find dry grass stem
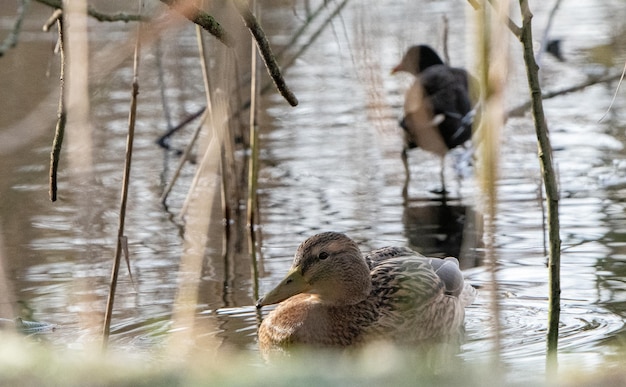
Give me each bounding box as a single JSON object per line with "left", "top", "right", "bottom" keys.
{"left": 102, "top": 3, "right": 143, "bottom": 347}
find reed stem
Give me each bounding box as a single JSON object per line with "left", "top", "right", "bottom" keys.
{"left": 102, "top": 5, "right": 142, "bottom": 347}
{"left": 247, "top": 0, "right": 261, "bottom": 305}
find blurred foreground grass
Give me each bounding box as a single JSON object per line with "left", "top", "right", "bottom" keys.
{"left": 2, "top": 332, "right": 626, "bottom": 387}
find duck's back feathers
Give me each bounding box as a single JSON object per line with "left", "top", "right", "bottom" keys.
{"left": 363, "top": 247, "right": 474, "bottom": 342}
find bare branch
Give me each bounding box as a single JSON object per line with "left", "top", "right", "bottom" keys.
{"left": 517, "top": 0, "right": 561, "bottom": 373}
{"left": 159, "top": 0, "right": 234, "bottom": 47}
{"left": 233, "top": 0, "right": 298, "bottom": 106}
{"left": 49, "top": 15, "right": 65, "bottom": 202}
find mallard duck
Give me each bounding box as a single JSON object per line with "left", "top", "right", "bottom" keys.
{"left": 256, "top": 232, "right": 476, "bottom": 354}
{"left": 391, "top": 45, "right": 479, "bottom": 196}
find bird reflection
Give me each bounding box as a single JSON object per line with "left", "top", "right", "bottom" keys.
{"left": 403, "top": 197, "right": 483, "bottom": 270}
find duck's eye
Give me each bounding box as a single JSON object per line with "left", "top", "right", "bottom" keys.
{"left": 318, "top": 251, "right": 329, "bottom": 260}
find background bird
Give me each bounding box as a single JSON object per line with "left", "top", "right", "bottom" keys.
{"left": 392, "top": 45, "right": 480, "bottom": 197}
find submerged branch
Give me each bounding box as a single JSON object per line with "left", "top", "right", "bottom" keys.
{"left": 233, "top": 0, "right": 298, "bottom": 106}
{"left": 507, "top": 71, "right": 624, "bottom": 118}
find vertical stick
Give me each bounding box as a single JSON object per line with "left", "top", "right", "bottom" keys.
{"left": 49, "top": 13, "right": 65, "bottom": 202}
{"left": 102, "top": 2, "right": 143, "bottom": 347}
{"left": 247, "top": 0, "right": 261, "bottom": 303}
{"left": 517, "top": 0, "right": 561, "bottom": 375}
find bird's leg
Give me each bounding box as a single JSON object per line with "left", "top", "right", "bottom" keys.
{"left": 402, "top": 148, "right": 410, "bottom": 201}
{"left": 439, "top": 156, "right": 447, "bottom": 195}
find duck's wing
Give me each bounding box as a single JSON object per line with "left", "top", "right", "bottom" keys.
{"left": 365, "top": 246, "right": 416, "bottom": 268}
{"left": 366, "top": 251, "right": 475, "bottom": 341}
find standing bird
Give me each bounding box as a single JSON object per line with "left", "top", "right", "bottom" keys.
{"left": 256, "top": 232, "right": 476, "bottom": 356}
{"left": 391, "top": 45, "right": 479, "bottom": 197}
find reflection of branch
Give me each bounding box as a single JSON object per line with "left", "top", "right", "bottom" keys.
{"left": 35, "top": 0, "right": 146, "bottom": 22}
{"left": 0, "top": 0, "right": 29, "bottom": 57}
{"left": 233, "top": 0, "right": 298, "bottom": 106}
{"left": 536, "top": 0, "right": 563, "bottom": 66}
{"left": 507, "top": 72, "right": 624, "bottom": 117}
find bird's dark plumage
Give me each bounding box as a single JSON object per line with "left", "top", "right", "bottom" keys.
{"left": 392, "top": 45, "right": 479, "bottom": 195}
{"left": 393, "top": 44, "right": 477, "bottom": 156}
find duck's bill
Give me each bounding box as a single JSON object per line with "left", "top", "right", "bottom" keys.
{"left": 256, "top": 266, "right": 310, "bottom": 308}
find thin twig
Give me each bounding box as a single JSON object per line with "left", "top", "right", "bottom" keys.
{"left": 599, "top": 60, "right": 626, "bottom": 122}
{"left": 246, "top": 2, "right": 259, "bottom": 229}
{"left": 35, "top": 0, "right": 146, "bottom": 22}
{"left": 0, "top": 0, "right": 30, "bottom": 57}
{"left": 43, "top": 8, "right": 62, "bottom": 31}
{"left": 48, "top": 12, "right": 65, "bottom": 202}
{"left": 487, "top": 0, "right": 522, "bottom": 37}
{"left": 232, "top": 0, "right": 298, "bottom": 106}
{"left": 102, "top": 4, "right": 143, "bottom": 348}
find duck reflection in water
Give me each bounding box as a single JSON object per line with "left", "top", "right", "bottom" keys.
{"left": 403, "top": 197, "right": 483, "bottom": 271}
{"left": 392, "top": 45, "right": 480, "bottom": 198}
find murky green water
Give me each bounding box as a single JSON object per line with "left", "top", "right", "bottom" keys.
{"left": 1, "top": 0, "right": 626, "bottom": 380}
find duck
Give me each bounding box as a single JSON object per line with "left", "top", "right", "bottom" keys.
{"left": 256, "top": 232, "right": 476, "bottom": 355}
{"left": 391, "top": 45, "right": 479, "bottom": 197}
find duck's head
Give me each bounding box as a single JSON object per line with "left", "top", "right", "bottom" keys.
{"left": 391, "top": 45, "right": 444, "bottom": 76}
{"left": 256, "top": 232, "right": 372, "bottom": 308}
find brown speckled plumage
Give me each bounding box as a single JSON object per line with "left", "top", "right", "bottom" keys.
{"left": 256, "top": 232, "right": 476, "bottom": 355}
